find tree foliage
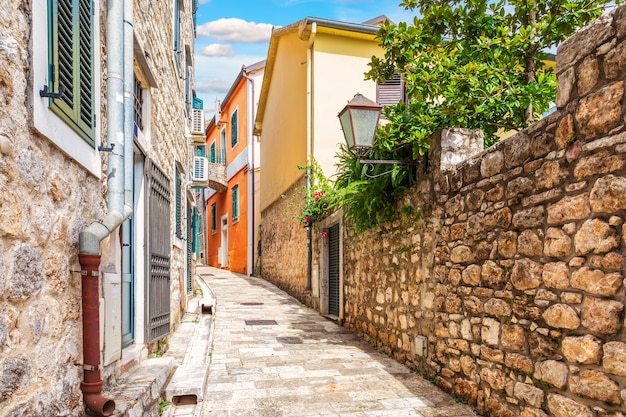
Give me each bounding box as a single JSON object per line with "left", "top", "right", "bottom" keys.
{"left": 333, "top": 0, "right": 620, "bottom": 232}
{"left": 369, "top": 0, "right": 619, "bottom": 151}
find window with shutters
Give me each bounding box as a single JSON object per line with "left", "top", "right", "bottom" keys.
{"left": 232, "top": 185, "right": 239, "bottom": 222}
{"left": 211, "top": 203, "right": 217, "bottom": 233}
{"left": 209, "top": 141, "right": 217, "bottom": 163}
{"left": 133, "top": 77, "right": 144, "bottom": 132}
{"left": 376, "top": 73, "right": 405, "bottom": 118}
{"left": 231, "top": 109, "right": 239, "bottom": 148}
{"left": 175, "top": 168, "right": 183, "bottom": 238}
{"left": 48, "top": 0, "right": 95, "bottom": 146}
{"left": 173, "top": 0, "right": 182, "bottom": 72}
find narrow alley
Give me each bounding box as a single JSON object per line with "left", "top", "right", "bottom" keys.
{"left": 182, "top": 266, "right": 477, "bottom": 417}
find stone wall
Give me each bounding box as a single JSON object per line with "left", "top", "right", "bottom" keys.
{"left": 331, "top": 6, "right": 626, "bottom": 417}
{"left": 0, "top": 0, "right": 195, "bottom": 415}
{"left": 260, "top": 177, "right": 309, "bottom": 302}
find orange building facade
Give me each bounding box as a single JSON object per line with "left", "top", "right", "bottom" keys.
{"left": 204, "top": 61, "right": 264, "bottom": 275}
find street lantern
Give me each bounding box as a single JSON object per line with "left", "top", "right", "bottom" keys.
{"left": 337, "top": 93, "right": 382, "bottom": 156}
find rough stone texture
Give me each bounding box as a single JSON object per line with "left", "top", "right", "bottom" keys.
{"left": 603, "top": 342, "right": 626, "bottom": 377}
{"left": 562, "top": 335, "right": 603, "bottom": 365}
{"left": 542, "top": 262, "right": 570, "bottom": 289}
{"left": 569, "top": 370, "right": 621, "bottom": 404}
{"left": 574, "top": 218, "right": 619, "bottom": 255}
{"left": 590, "top": 175, "right": 626, "bottom": 213}
{"left": 547, "top": 194, "right": 590, "bottom": 224}
{"left": 534, "top": 360, "right": 568, "bottom": 389}
{"left": 575, "top": 82, "right": 624, "bottom": 138}
{"left": 547, "top": 393, "right": 593, "bottom": 417}
{"left": 571, "top": 267, "right": 622, "bottom": 296}
{"left": 542, "top": 304, "right": 580, "bottom": 329}
{"left": 581, "top": 297, "right": 624, "bottom": 335}
{"left": 512, "top": 258, "right": 543, "bottom": 290}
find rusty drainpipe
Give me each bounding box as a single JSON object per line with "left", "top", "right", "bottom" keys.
{"left": 77, "top": 0, "right": 132, "bottom": 415}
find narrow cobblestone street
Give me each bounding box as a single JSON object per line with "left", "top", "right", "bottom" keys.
{"left": 192, "top": 266, "right": 476, "bottom": 417}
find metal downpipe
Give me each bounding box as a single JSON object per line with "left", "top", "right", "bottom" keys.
{"left": 78, "top": 0, "right": 132, "bottom": 414}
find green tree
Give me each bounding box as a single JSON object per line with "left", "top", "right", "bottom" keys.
{"left": 368, "top": 0, "right": 620, "bottom": 151}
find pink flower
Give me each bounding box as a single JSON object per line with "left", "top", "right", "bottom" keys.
{"left": 305, "top": 216, "right": 312, "bottom": 223}
{"left": 320, "top": 231, "right": 328, "bottom": 237}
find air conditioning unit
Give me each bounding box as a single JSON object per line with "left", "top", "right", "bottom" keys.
{"left": 190, "top": 108, "right": 205, "bottom": 136}
{"left": 192, "top": 156, "right": 208, "bottom": 182}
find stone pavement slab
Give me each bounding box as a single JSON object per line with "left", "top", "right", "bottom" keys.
{"left": 194, "top": 266, "right": 476, "bottom": 417}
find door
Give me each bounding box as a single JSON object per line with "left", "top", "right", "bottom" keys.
{"left": 146, "top": 159, "right": 171, "bottom": 342}
{"left": 328, "top": 223, "right": 340, "bottom": 317}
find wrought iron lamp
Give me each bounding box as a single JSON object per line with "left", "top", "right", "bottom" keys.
{"left": 338, "top": 93, "right": 419, "bottom": 178}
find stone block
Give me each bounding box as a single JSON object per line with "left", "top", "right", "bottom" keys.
{"left": 514, "top": 382, "right": 544, "bottom": 408}
{"left": 576, "top": 55, "right": 599, "bottom": 95}
{"left": 512, "top": 206, "right": 545, "bottom": 229}
{"left": 571, "top": 267, "right": 622, "bottom": 296}
{"left": 501, "top": 324, "right": 526, "bottom": 351}
{"left": 569, "top": 369, "right": 620, "bottom": 404}
{"left": 534, "top": 360, "right": 568, "bottom": 389}
{"left": 498, "top": 231, "right": 518, "bottom": 258}
{"left": 541, "top": 262, "right": 569, "bottom": 289}
{"left": 481, "top": 367, "right": 508, "bottom": 390}
{"left": 511, "top": 258, "right": 543, "bottom": 290}
{"left": 590, "top": 174, "right": 626, "bottom": 213}
{"left": 544, "top": 227, "right": 571, "bottom": 257}
{"left": 439, "top": 128, "right": 485, "bottom": 171}
{"left": 575, "top": 81, "right": 624, "bottom": 138}
{"left": 581, "top": 297, "right": 624, "bottom": 335}
{"left": 542, "top": 304, "right": 580, "bottom": 330}
{"left": 562, "top": 335, "right": 603, "bottom": 364}
{"left": 547, "top": 194, "right": 590, "bottom": 224}
{"left": 481, "top": 318, "right": 501, "bottom": 347}
{"left": 574, "top": 218, "right": 619, "bottom": 255}
{"left": 603, "top": 39, "right": 626, "bottom": 79}
{"left": 574, "top": 150, "right": 625, "bottom": 179}
{"left": 481, "top": 261, "right": 505, "bottom": 287}
{"left": 547, "top": 393, "right": 593, "bottom": 417}
{"left": 603, "top": 341, "right": 626, "bottom": 377}
{"left": 481, "top": 150, "right": 504, "bottom": 178}
{"left": 517, "top": 229, "right": 543, "bottom": 257}
{"left": 556, "top": 68, "right": 575, "bottom": 108}
{"left": 557, "top": 12, "right": 614, "bottom": 72}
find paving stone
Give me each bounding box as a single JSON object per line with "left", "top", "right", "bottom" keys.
{"left": 186, "top": 266, "right": 476, "bottom": 417}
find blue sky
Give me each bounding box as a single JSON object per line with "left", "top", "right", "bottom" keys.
{"left": 194, "top": 0, "right": 417, "bottom": 113}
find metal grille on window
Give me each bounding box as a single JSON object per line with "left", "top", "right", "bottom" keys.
{"left": 175, "top": 169, "right": 182, "bottom": 238}
{"left": 133, "top": 77, "right": 144, "bottom": 131}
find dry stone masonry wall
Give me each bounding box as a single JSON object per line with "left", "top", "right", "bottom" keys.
{"left": 338, "top": 6, "right": 626, "bottom": 417}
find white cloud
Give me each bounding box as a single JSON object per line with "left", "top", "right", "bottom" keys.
{"left": 201, "top": 43, "right": 236, "bottom": 57}
{"left": 196, "top": 18, "right": 273, "bottom": 43}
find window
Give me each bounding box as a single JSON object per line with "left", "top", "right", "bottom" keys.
{"left": 231, "top": 109, "right": 238, "bottom": 148}
{"left": 175, "top": 168, "right": 183, "bottom": 238}
{"left": 173, "top": 0, "right": 182, "bottom": 71}
{"left": 185, "top": 53, "right": 191, "bottom": 115}
{"left": 133, "top": 77, "right": 144, "bottom": 132}
{"left": 220, "top": 128, "right": 227, "bottom": 162}
{"left": 209, "top": 141, "right": 216, "bottom": 163}
{"left": 195, "top": 145, "right": 206, "bottom": 157}
{"left": 211, "top": 203, "right": 217, "bottom": 233}
{"left": 49, "top": 0, "right": 95, "bottom": 145}
{"left": 232, "top": 185, "right": 239, "bottom": 222}
{"left": 376, "top": 72, "right": 405, "bottom": 117}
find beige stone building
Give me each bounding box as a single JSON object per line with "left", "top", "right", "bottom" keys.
{"left": 0, "top": 0, "right": 203, "bottom": 415}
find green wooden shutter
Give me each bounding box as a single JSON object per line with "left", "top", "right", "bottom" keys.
{"left": 175, "top": 169, "right": 182, "bottom": 237}
{"left": 232, "top": 185, "right": 239, "bottom": 220}
{"left": 49, "top": 0, "right": 94, "bottom": 145}
{"left": 211, "top": 203, "right": 217, "bottom": 232}
{"left": 173, "top": 0, "right": 181, "bottom": 71}
{"left": 231, "top": 110, "right": 238, "bottom": 147}
{"left": 210, "top": 142, "right": 216, "bottom": 163}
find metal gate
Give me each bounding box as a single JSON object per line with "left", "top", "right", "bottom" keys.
{"left": 146, "top": 159, "right": 171, "bottom": 342}
{"left": 186, "top": 205, "right": 193, "bottom": 294}
{"left": 328, "top": 223, "right": 340, "bottom": 317}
